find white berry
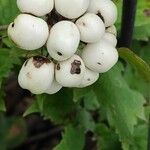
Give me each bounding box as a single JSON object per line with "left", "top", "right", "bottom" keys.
{"left": 106, "top": 25, "right": 117, "bottom": 36}
{"left": 45, "top": 79, "right": 62, "bottom": 94}
{"left": 8, "top": 14, "right": 49, "bottom": 50}
{"left": 88, "top": 0, "right": 117, "bottom": 27}
{"left": 47, "top": 21, "right": 80, "bottom": 61}
{"left": 18, "top": 56, "right": 54, "bottom": 94}
{"left": 76, "top": 13, "right": 105, "bottom": 43}
{"left": 55, "top": 55, "right": 85, "bottom": 87}
{"left": 82, "top": 40, "right": 118, "bottom": 73}
{"left": 17, "top": 0, "right": 54, "bottom": 16}
{"left": 55, "top": 0, "right": 90, "bottom": 19}
{"left": 103, "top": 32, "right": 117, "bottom": 47}
{"left": 77, "top": 68, "right": 99, "bottom": 88}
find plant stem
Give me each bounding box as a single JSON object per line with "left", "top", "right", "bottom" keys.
{"left": 0, "top": 25, "right": 8, "bottom": 31}
{"left": 118, "top": 0, "right": 137, "bottom": 48}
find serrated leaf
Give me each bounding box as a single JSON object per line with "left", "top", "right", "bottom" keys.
{"left": 124, "top": 65, "right": 150, "bottom": 100}
{"left": 118, "top": 48, "right": 150, "bottom": 82}
{"left": 73, "top": 88, "right": 100, "bottom": 111}
{"left": 94, "top": 64, "right": 146, "bottom": 149}
{"left": 96, "top": 123, "right": 121, "bottom": 150}
{"left": 84, "top": 90, "right": 100, "bottom": 111}
{"left": 73, "top": 87, "right": 91, "bottom": 102}
{"left": 53, "top": 125, "right": 85, "bottom": 150}
{"left": 129, "top": 124, "right": 148, "bottom": 150}
{"left": 76, "top": 108, "right": 95, "bottom": 132}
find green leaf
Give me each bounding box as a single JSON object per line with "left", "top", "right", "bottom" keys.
{"left": 94, "top": 64, "right": 146, "bottom": 149}
{"left": 23, "top": 100, "right": 40, "bottom": 117}
{"left": 124, "top": 64, "right": 150, "bottom": 99}
{"left": 0, "top": 48, "right": 21, "bottom": 87}
{"left": 42, "top": 88, "right": 76, "bottom": 124}
{"left": 118, "top": 48, "right": 150, "bottom": 82}
{"left": 73, "top": 87, "right": 91, "bottom": 102}
{"left": 73, "top": 88, "right": 100, "bottom": 110}
{"left": 0, "top": 0, "right": 19, "bottom": 24}
{"left": 129, "top": 124, "right": 148, "bottom": 150}
{"left": 84, "top": 90, "right": 100, "bottom": 111}
{"left": 96, "top": 123, "right": 121, "bottom": 150}
{"left": 53, "top": 125, "right": 85, "bottom": 150}
{"left": 76, "top": 108, "right": 95, "bottom": 132}
{"left": 23, "top": 94, "right": 45, "bottom": 116}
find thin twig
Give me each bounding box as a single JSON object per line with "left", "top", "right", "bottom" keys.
{"left": 0, "top": 25, "right": 8, "bottom": 31}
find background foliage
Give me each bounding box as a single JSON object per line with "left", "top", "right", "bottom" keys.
{"left": 0, "top": 0, "right": 150, "bottom": 150}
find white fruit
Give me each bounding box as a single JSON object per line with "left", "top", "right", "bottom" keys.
{"left": 18, "top": 56, "right": 54, "bottom": 94}
{"left": 88, "top": 0, "right": 117, "bottom": 27}
{"left": 45, "top": 79, "right": 62, "bottom": 94}
{"left": 55, "top": 55, "right": 85, "bottom": 87}
{"left": 55, "top": 0, "right": 90, "bottom": 19}
{"left": 77, "top": 68, "right": 99, "bottom": 88}
{"left": 103, "top": 32, "right": 117, "bottom": 47}
{"left": 47, "top": 21, "right": 80, "bottom": 61}
{"left": 8, "top": 14, "right": 49, "bottom": 50}
{"left": 106, "top": 25, "right": 117, "bottom": 36}
{"left": 76, "top": 13, "right": 105, "bottom": 43}
{"left": 17, "top": 0, "right": 54, "bottom": 16}
{"left": 82, "top": 40, "right": 118, "bottom": 73}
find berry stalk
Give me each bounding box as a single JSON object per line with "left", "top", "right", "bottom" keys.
{"left": 118, "top": 0, "right": 137, "bottom": 48}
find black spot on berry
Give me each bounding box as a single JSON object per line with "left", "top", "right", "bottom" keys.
{"left": 87, "top": 78, "right": 91, "bottom": 81}
{"left": 33, "top": 56, "right": 51, "bottom": 68}
{"left": 70, "top": 60, "right": 81, "bottom": 74}
{"left": 57, "top": 52, "right": 63, "bottom": 56}
{"left": 12, "top": 23, "right": 15, "bottom": 27}
{"left": 97, "top": 62, "right": 102, "bottom": 65}
{"left": 56, "top": 64, "right": 60, "bottom": 70}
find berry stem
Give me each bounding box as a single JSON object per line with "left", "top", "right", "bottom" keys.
{"left": 118, "top": 0, "right": 137, "bottom": 48}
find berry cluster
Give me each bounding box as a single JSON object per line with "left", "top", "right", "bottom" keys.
{"left": 8, "top": 0, "right": 118, "bottom": 95}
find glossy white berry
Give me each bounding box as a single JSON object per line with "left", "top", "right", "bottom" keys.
{"left": 18, "top": 56, "right": 54, "bottom": 94}
{"left": 106, "top": 25, "right": 117, "bottom": 36}
{"left": 55, "top": 0, "right": 90, "bottom": 19}
{"left": 17, "top": 0, "right": 54, "bottom": 16}
{"left": 77, "top": 67, "right": 99, "bottom": 88}
{"left": 8, "top": 14, "right": 49, "bottom": 50}
{"left": 47, "top": 21, "right": 80, "bottom": 61}
{"left": 103, "top": 32, "right": 117, "bottom": 47}
{"left": 88, "top": 0, "right": 117, "bottom": 27}
{"left": 45, "top": 79, "right": 62, "bottom": 94}
{"left": 55, "top": 55, "right": 85, "bottom": 87}
{"left": 82, "top": 40, "right": 118, "bottom": 73}
{"left": 76, "top": 13, "right": 105, "bottom": 43}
